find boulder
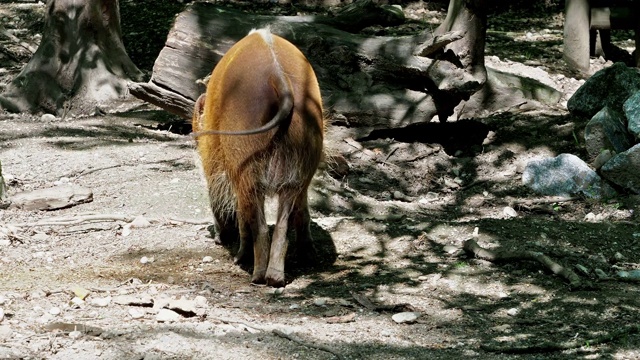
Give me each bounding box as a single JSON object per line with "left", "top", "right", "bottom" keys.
{"left": 567, "top": 62, "right": 640, "bottom": 118}
{"left": 584, "top": 106, "right": 633, "bottom": 159}
{"left": 623, "top": 90, "right": 640, "bottom": 140}
{"left": 601, "top": 144, "right": 640, "bottom": 194}
{"left": 522, "top": 153, "right": 616, "bottom": 199}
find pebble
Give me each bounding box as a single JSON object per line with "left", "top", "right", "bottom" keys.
{"left": 31, "top": 233, "right": 49, "bottom": 241}
{"left": 0, "top": 325, "right": 11, "bottom": 340}
{"left": 156, "top": 309, "right": 181, "bottom": 322}
{"left": 289, "top": 304, "right": 300, "bottom": 310}
{"left": 617, "top": 270, "right": 640, "bottom": 279}
{"left": 506, "top": 308, "right": 519, "bottom": 316}
{"left": 69, "top": 330, "right": 82, "bottom": 339}
{"left": 503, "top": 206, "right": 518, "bottom": 218}
{"left": 0, "top": 295, "right": 5, "bottom": 305}
{"left": 0, "top": 308, "right": 4, "bottom": 322}
{"left": 41, "top": 113, "right": 56, "bottom": 122}
{"left": 202, "top": 256, "right": 214, "bottom": 263}
{"left": 49, "top": 307, "right": 61, "bottom": 315}
{"left": 575, "top": 264, "right": 589, "bottom": 275}
{"left": 194, "top": 296, "right": 208, "bottom": 308}
{"left": 313, "top": 298, "right": 328, "bottom": 306}
{"left": 128, "top": 308, "right": 145, "bottom": 319}
{"left": 140, "top": 256, "right": 154, "bottom": 264}
{"left": 91, "top": 296, "right": 111, "bottom": 307}
{"left": 594, "top": 268, "right": 608, "bottom": 279}
{"left": 392, "top": 312, "right": 420, "bottom": 324}
{"left": 442, "top": 245, "right": 458, "bottom": 255}
{"left": 130, "top": 215, "right": 151, "bottom": 228}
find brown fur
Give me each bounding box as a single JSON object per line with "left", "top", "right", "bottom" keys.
{"left": 192, "top": 29, "right": 324, "bottom": 287}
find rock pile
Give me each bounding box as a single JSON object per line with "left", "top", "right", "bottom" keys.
{"left": 523, "top": 63, "right": 640, "bottom": 199}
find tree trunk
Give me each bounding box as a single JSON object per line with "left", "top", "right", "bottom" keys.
{"left": 0, "top": 0, "right": 144, "bottom": 116}
{"left": 434, "top": 0, "right": 488, "bottom": 120}
{"left": 563, "top": 0, "right": 591, "bottom": 76}
{"left": 130, "top": 1, "right": 487, "bottom": 130}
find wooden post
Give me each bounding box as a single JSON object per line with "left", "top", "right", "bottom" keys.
{"left": 564, "top": 0, "right": 591, "bottom": 75}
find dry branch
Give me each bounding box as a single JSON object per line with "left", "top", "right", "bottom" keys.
{"left": 462, "top": 239, "right": 585, "bottom": 289}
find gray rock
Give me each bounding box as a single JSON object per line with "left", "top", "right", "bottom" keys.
{"left": 623, "top": 90, "right": 640, "bottom": 139}
{"left": 601, "top": 144, "right": 640, "bottom": 194}
{"left": 392, "top": 312, "right": 421, "bottom": 324}
{"left": 40, "top": 113, "right": 56, "bottom": 122}
{"left": 156, "top": 309, "right": 180, "bottom": 322}
{"left": 522, "top": 154, "right": 616, "bottom": 199}
{"left": 568, "top": 62, "right": 640, "bottom": 118}
{"left": 584, "top": 106, "right": 633, "bottom": 158}
{"left": 10, "top": 185, "right": 93, "bottom": 210}
{"left": 592, "top": 149, "right": 615, "bottom": 170}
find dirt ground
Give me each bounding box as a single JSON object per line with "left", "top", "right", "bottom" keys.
{"left": 1, "top": 1, "right": 640, "bottom": 360}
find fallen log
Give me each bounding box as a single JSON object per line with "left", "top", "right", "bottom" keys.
{"left": 129, "top": 2, "right": 485, "bottom": 130}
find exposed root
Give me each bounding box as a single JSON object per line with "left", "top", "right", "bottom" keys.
{"left": 7, "top": 213, "right": 210, "bottom": 229}
{"left": 481, "top": 324, "right": 640, "bottom": 354}
{"left": 272, "top": 329, "right": 345, "bottom": 360}
{"left": 58, "top": 156, "right": 187, "bottom": 179}
{"left": 462, "top": 239, "right": 587, "bottom": 289}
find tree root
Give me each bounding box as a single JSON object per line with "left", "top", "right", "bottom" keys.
{"left": 273, "top": 329, "right": 345, "bottom": 360}
{"left": 481, "top": 324, "right": 640, "bottom": 354}
{"left": 58, "top": 156, "right": 187, "bottom": 180}
{"left": 462, "top": 239, "right": 587, "bottom": 289}
{"left": 8, "top": 213, "right": 210, "bottom": 229}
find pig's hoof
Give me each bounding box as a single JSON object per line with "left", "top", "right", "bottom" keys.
{"left": 251, "top": 268, "right": 267, "bottom": 284}
{"left": 265, "top": 268, "right": 285, "bottom": 288}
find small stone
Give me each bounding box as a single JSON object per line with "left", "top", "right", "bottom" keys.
{"left": 594, "top": 268, "right": 608, "bottom": 279}
{"left": 0, "top": 295, "right": 6, "bottom": 305}
{"left": 442, "top": 245, "right": 458, "bottom": 255}
{"left": 41, "top": 113, "right": 56, "bottom": 122}
{"left": 575, "top": 264, "right": 589, "bottom": 275}
{"left": 313, "top": 298, "right": 328, "bottom": 306}
{"left": 69, "top": 330, "right": 82, "bottom": 339}
{"left": 140, "top": 256, "right": 151, "bottom": 264}
{"left": 202, "top": 256, "right": 213, "bottom": 263}
{"left": 271, "top": 287, "right": 284, "bottom": 295}
{"left": 70, "top": 297, "right": 85, "bottom": 307}
{"left": 90, "top": 296, "right": 111, "bottom": 307}
{"left": 30, "top": 290, "right": 47, "bottom": 299}
{"left": 128, "top": 308, "right": 145, "bottom": 319}
{"left": 194, "top": 296, "right": 208, "bottom": 308}
{"left": 31, "top": 233, "right": 49, "bottom": 241}
{"left": 393, "top": 191, "right": 407, "bottom": 201}
{"left": 392, "top": 312, "right": 420, "bottom": 324}
{"left": 0, "top": 308, "right": 4, "bottom": 322}
{"left": 614, "top": 252, "right": 624, "bottom": 261}
{"left": 289, "top": 304, "right": 300, "bottom": 310}
{"left": 130, "top": 215, "right": 151, "bottom": 228}
{"left": 503, "top": 206, "right": 517, "bottom": 218}
{"left": 0, "top": 325, "right": 11, "bottom": 340}
{"left": 49, "top": 307, "right": 61, "bottom": 315}
{"left": 506, "top": 308, "right": 519, "bottom": 316}
{"left": 156, "top": 309, "right": 181, "bottom": 322}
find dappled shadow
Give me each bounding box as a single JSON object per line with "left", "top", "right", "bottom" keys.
{"left": 0, "top": 114, "right": 191, "bottom": 151}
